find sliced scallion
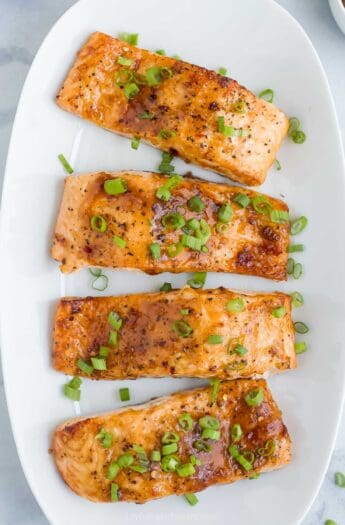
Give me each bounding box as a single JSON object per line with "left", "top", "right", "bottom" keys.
{"left": 176, "top": 463, "right": 195, "bottom": 477}
{"left": 172, "top": 320, "right": 193, "bottom": 338}
{"left": 117, "top": 55, "right": 132, "bottom": 66}
{"left": 184, "top": 493, "right": 199, "bottom": 506}
{"left": 294, "top": 321, "right": 309, "bottom": 334}
{"left": 77, "top": 358, "right": 94, "bottom": 375}
{"left": 104, "top": 178, "right": 127, "bottom": 195}
{"left": 160, "top": 282, "right": 172, "bottom": 292}
{"left": 123, "top": 82, "right": 139, "bottom": 99}
{"left": 231, "top": 423, "right": 243, "bottom": 442}
{"left": 90, "top": 215, "right": 107, "bottom": 233}
{"left": 227, "top": 298, "right": 245, "bottom": 313}
{"left": 119, "top": 387, "right": 130, "bottom": 402}
{"left": 91, "top": 357, "right": 107, "bottom": 370}
{"left": 187, "top": 271, "right": 207, "bottom": 289}
{"left": 295, "top": 341, "right": 307, "bottom": 354}
{"left": 57, "top": 153, "right": 74, "bottom": 174}
{"left": 218, "top": 67, "right": 227, "bottom": 76}
{"left": 110, "top": 483, "right": 119, "bottom": 502}
{"left": 118, "top": 32, "right": 138, "bottom": 45}
{"left": 288, "top": 244, "right": 304, "bottom": 253}
{"left": 149, "top": 242, "right": 161, "bottom": 260}
{"left": 272, "top": 306, "right": 286, "bottom": 318}
{"left": 290, "top": 216, "right": 308, "bottom": 235}
{"left": 208, "top": 334, "right": 223, "bottom": 344}
{"left": 233, "top": 192, "right": 250, "bottom": 208}
{"left": 218, "top": 203, "right": 233, "bottom": 223}
{"left": 131, "top": 136, "right": 140, "bottom": 150}
{"left": 92, "top": 274, "right": 108, "bottom": 291}
{"left": 113, "top": 235, "right": 126, "bottom": 248}
{"left": 178, "top": 413, "right": 193, "bottom": 431}
{"left": 291, "top": 291, "right": 304, "bottom": 308}
{"left": 258, "top": 88, "right": 274, "bottom": 103}
{"left": 210, "top": 378, "right": 220, "bottom": 406}
{"left": 245, "top": 388, "right": 264, "bottom": 407}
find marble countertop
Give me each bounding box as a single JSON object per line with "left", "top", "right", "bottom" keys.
{"left": 0, "top": 0, "right": 344, "bottom": 523}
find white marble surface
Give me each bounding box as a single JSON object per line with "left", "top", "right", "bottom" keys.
{"left": 0, "top": 0, "right": 344, "bottom": 523}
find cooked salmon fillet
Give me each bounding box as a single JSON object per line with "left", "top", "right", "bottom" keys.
{"left": 53, "top": 288, "right": 296, "bottom": 380}
{"left": 53, "top": 380, "right": 291, "bottom": 503}
{"left": 56, "top": 32, "right": 288, "bottom": 186}
{"left": 51, "top": 171, "right": 290, "bottom": 279}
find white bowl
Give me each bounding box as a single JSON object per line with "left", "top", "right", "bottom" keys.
{"left": 329, "top": 0, "right": 345, "bottom": 34}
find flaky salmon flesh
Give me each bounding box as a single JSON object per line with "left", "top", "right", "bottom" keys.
{"left": 53, "top": 380, "right": 291, "bottom": 503}
{"left": 53, "top": 288, "right": 296, "bottom": 380}
{"left": 51, "top": 172, "right": 290, "bottom": 279}
{"left": 56, "top": 32, "right": 289, "bottom": 186}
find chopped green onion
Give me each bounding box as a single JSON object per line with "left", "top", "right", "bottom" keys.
{"left": 156, "top": 186, "right": 171, "bottom": 201}
{"left": 187, "top": 271, "right": 207, "bottom": 289}
{"left": 294, "top": 321, "right": 309, "bottom": 334}
{"left": 123, "top": 82, "right": 140, "bottom": 99}
{"left": 161, "top": 455, "right": 179, "bottom": 472}
{"left": 216, "top": 222, "right": 228, "bottom": 234}
{"left": 218, "top": 67, "right": 227, "bottom": 76}
{"left": 77, "top": 358, "right": 94, "bottom": 375}
{"left": 291, "top": 291, "right": 304, "bottom": 308}
{"left": 63, "top": 381, "right": 81, "bottom": 401}
{"left": 234, "top": 344, "right": 248, "bottom": 356}
{"left": 181, "top": 234, "right": 202, "bottom": 251}
{"left": 228, "top": 444, "right": 252, "bottom": 471}
{"left": 145, "top": 66, "right": 173, "bottom": 86}
{"left": 129, "top": 464, "right": 148, "bottom": 473}
{"left": 231, "top": 423, "right": 243, "bottom": 442}
{"left": 160, "top": 282, "right": 172, "bottom": 292}
{"left": 199, "top": 416, "right": 220, "bottom": 430}
{"left": 272, "top": 306, "right": 286, "bottom": 318}
{"left": 156, "top": 49, "right": 166, "bottom": 55}
{"left": 89, "top": 268, "right": 102, "bottom": 277}
{"left": 195, "top": 219, "right": 211, "bottom": 244}
{"left": 201, "top": 428, "right": 220, "bottom": 440}
{"left": 131, "top": 136, "right": 140, "bottom": 149}
{"left": 104, "top": 178, "right": 127, "bottom": 195}
{"left": 99, "top": 346, "right": 110, "bottom": 357}
{"left": 57, "top": 153, "right": 74, "bottom": 174}
{"left": 162, "top": 431, "right": 180, "bottom": 444}
{"left": 117, "top": 454, "right": 134, "bottom": 468}
{"left": 176, "top": 463, "right": 195, "bottom": 477}
{"left": 151, "top": 450, "right": 161, "bottom": 461}
{"left": 231, "top": 100, "right": 247, "bottom": 114}
{"left": 172, "top": 54, "right": 181, "bottom": 60}
{"left": 119, "top": 387, "right": 130, "bottom": 402}
{"left": 293, "top": 262, "right": 303, "bottom": 280}
{"left": 158, "top": 151, "right": 175, "bottom": 173}
{"left": 324, "top": 521, "right": 338, "bottom": 525}
{"left": 162, "top": 212, "right": 185, "bottom": 230}
{"left": 245, "top": 388, "right": 264, "bottom": 407}
{"left": 227, "top": 298, "right": 245, "bottom": 313}
{"left": 110, "top": 482, "right": 119, "bottom": 502}
{"left": 209, "top": 378, "right": 221, "bottom": 406}
{"left": 158, "top": 129, "right": 177, "bottom": 139}
{"left": 217, "top": 115, "right": 235, "bottom": 137}
{"left": 167, "top": 242, "right": 184, "bottom": 258}
{"left": 108, "top": 311, "right": 122, "bottom": 331}
{"left": 233, "top": 192, "right": 250, "bottom": 208}
{"left": 90, "top": 215, "right": 107, "bottom": 232}
{"left": 149, "top": 242, "right": 161, "bottom": 260}
{"left": 249, "top": 473, "right": 261, "bottom": 480}
{"left": 108, "top": 330, "right": 117, "bottom": 346}
{"left": 178, "top": 413, "right": 193, "bottom": 431}
{"left": 162, "top": 442, "right": 178, "bottom": 455}
{"left": 117, "top": 55, "right": 133, "bottom": 66}
{"left": 288, "top": 117, "right": 307, "bottom": 144}
{"left": 118, "top": 32, "right": 138, "bottom": 45}
{"left": 217, "top": 203, "right": 233, "bottom": 223}
{"left": 292, "top": 130, "right": 306, "bottom": 143}
{"left": 258, "top": 88, "right": 274, "bottom": 103}
{"left": 275, "top": 159, "right": 282, "bottom": 171}
{"left": 92, "top": 274, "right": 108, "bottom": 291}
{"left": 139, "top": 111, "right": 155, "bottom": 119}
{"left": 107, "top": 461, "right": 120, "bottom": 480}
{"left": 270, "top": 209, "right": 289, "bottom": 223}
{"left": 68, "top": 376, "right": 82, "bottom": 390}
{"left": 295, "top": 341, "right": 307, "bottom": 354}
{"left": 251, "top": 195, "right": 272, "bottom": 215}
{"left": 208, "top": 334, "right": 223, "bottom": 344}
{"left": 185, "top": 218, "right": 200, "bottom": 232}
{"left": 187, "top": 195, "right": 205, "bottom": 212}
{"left": 334, "top": 472, "right": 345, "bottom": 488}
{"left": 180, "top": 308, "right": 189, "bottom": 316}
{"left": 172, "top": 320, "right": 193, "bottom": 337}
{"left": 257, "top": 438, "right": 276, "bottom": 457}
{"left": 116, "top": 69, "right": 134, "bottom": 86}
{"left": 287, "top": 258, "right": 295, "bottom": 274}
{"left": 288, "top": 244, "right": 304, "bottom": 253}
{"left": 288, "top": 117, "right": 300, "bottom": 134}
{"left": 96, "top": 428, "right": 113, "bottom": 448}
{"left": 184, "top": 493, "right": 199, "bottom": 506}
{"left": 91, "top": 357, "right": 107, "bottom": 370}
{"left": 291, "top": 216, "right": 308, "bottom": 235}
{"left": 155, "top": 175, "right": 182, "bottom": 201}
{"left": 193, "top": 439, "right": 211, "bottom": 452}
{"left": 113, "top": 235, "right": 126, "bottom": 248}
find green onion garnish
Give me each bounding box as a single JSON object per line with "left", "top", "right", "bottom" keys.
{"left": 91, "top": 357, "right": 107, "bottom": 370}
{"left": 184, "top": 493, "right": 199, "bottom": 506}
{"left": 92, "top": 274, "right": 109, "bottom": 291}
{"left": 145, "top": 66, "right": 173, "bottom": 86}
{"left": 334, "top": 472, "right": 345, "bottom": 488}
{"left": 58, "top": 153, "right": 74, "bottom": 174}
{"left": 257, "top": 438, "right": 276, "bottom": 457}
{"left": 231, "top": 100, "right": 247, "bottom": 114}
{"left": 77, "top": 358, "right": 94, "bottom": 375}
{"left": 162, "top": 442, "right": 178, "bottom": 455}
{"left": 325, "top": 521, "right": 338, "bottom": 525}
{"left": 116, "top": 69, "right": 134, "bottom": 86}
{"left": 131, "top": 136, "right": 140, "bottom": 150}
{"left": 187, "top": 195, "right": 205, "bottom": 212}
{"left": 162, "top": 212, "right": 185, "bottom": 230}
{"left": 231, "top": 423, "right": 243, "bottom": 442}
{"left": 233, "top": 192, "right": 250, "bottom": 208}
{"left": 167, "top": 243, "right": 184, "bottom": 257}
{"left": 294, "top": 321, "right": 309, "bottom": 334}
{"left": 149, "top": 242, "right": 161, "bottom": 259}
{"left": 156, "top": 49, "right": 166, "bottom": 55}
{"left": 218, "top": 67, "right": 227, "bottom": 76}
{"left": 96, "top": 428, "right": 113, "bottom": 448}
{"left": 249, "top": 473, "right": 261, "bottom": 480}
{"left": 160, "top": 282, "right": 172, "bottom": 292}
{"left": 123, "top": 82, "right": 139, "bottom": 99}
{"left": 139, "top": 111, "right": 155, "bottom": 119}
{"left": 108, "top": 311, "right": 122, "bottom": 331}
{"left": 290, "top": 216, "right": 308, "bottom": 235}
{"left": 293, "top": 262, "right": 303, "bottom": 280}
{"left": 99, "top": 346, "right": 110, "bottom": 358}
{"left": 199, "top": 416, "right": 220, "bottom": 430}
{"left": 228, "top": 444, "right": 253, "bottom": 471}
{"left": 113, "top": 235, "right": 126, "bottom": 248}
{"left": 90, "top": 215, "right": 107, "bottom": 232}
{"left": 217, "top": 115, "right": 235, "bottom": 137}
{"left": 176, "top": 463, "right": 195, "bottom": 477}
{"left": 234, "top": 344, "right": 248, "bottom": 356}
{"left": 110, "top": 482, "right": 119, "bottom": 502}
{"left": 178, "top": 413, "right": 193, "bottom": 431}
{"left": 245, "top": 388, "right": 264, "bottom": 407}
{"left": 251, "top": 195, "right": 272, "bottom": 215}
{"left": 193, "top": 439, "right": 211, "bottom": 452}
{"left": 208, "top": 334, "right": 223, "bottom": 344}
{"left": 161, "top": 455, "right": 179, "bottom": 472}
{"left": 119, "top": 387, "right": 130, "bottom": 402}
{"left": 181, "top": 234, "right": 202, "bottom": 251}
{"left": 63, "top": 377, "right": 81, "bottom": 401}
{"left": 107, "top": 461, "right": 120, "bottom": 480}
{"left": 291, "top": 291, "right": 304, "bottom": 308}
{"left": 117, "top": 454, "right": 133, "bottom": 468}
{"left": 216, "top": 222, "right": 228, "bottom": 234}
{"left": 172, "top": 320, "right": 193, "bottom": 338}
{"left": 295, "top": 341, "right": 307, "bottom": 354}
{"left": 155, "top": 174, "right": 182, "bottom": 201}
{"left": 288, "top": 244, "right": 304, "bottom": 253}
{"left": 89, "top": 268, "right": 102, "bottom": 277}
{"left": 275, "top": 159, "right": 282, "bottom": 171}
{"left": 162, "top": 431, "right": 180, "bottom": 444}
{"left": 288, "top": 117, "right": 307, "bottom": 144}
{"left": 210, "top": 378, "right": 220, "bottom": 406}
{"left": 258, "top": 88, "right": 274, "bottom": 103}
{"left": 158, "top": 129, "right": 177, "bottom": 139}
{"left": 287, "top": 258, "right": 295, "bottom": 275}
{"left": 129, "top": 464, "right": 148, "bottom": 473}
{"left": 117, "top": 56, "right": 133, "bottom": 66}
{"left": 227, "top": 298, "right": 245, "bottom": 313}
{"left": 118, "top": 32, "right": 138, "bottom": 45}
{"left": 272, "top": 306, "right": 286, "bottom": 318}
{"left": 150, "top": 450, "right": 161, "bottom": 461}
{"left": 104, "top": 178, "right": 127, "bottom": 195}
{"left": 217, "top": 203, "right": 233, "bottom": 223}
{"left": 158, "top": 151, "right": 175, "bottom": 173}
{"left": 180, "top": 308, "right": 189, "bottom": 315}
{"left": 108, "top": 330, "right": 117, "bottom": 346}
{"left": 270, "top": 209, "right": 289, "bottom": 223}
{"left": 187, "top": 271, "right": 207, "bottom": 289}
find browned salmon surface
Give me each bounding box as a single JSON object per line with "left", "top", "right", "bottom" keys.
{"left": 53, "top": 380, "right": 291, "bottom": 503}
{"left": 53, "top": 288, "right": 296, "bottom": 380}
{"left": 51, "top": 172, "right": 290, "bottom": 279}
{"left": 56, "top": 32, "right": 288, "bottom": 186}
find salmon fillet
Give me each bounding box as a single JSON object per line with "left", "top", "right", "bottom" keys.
{"left": 53, "top": 288, "right": 296, "bottom": 380}
{"left": 56, "top": 32, "right": 289, "bottom": 186}
{"left": 53, "top": 380, "right": 291, "bottom": 503}
{"left": 51, "top": 171, "right": 290, "bottom": 279}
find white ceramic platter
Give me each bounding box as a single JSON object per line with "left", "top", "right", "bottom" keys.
{"left": 1, "top": 0, "right": 345, "bottom": 524}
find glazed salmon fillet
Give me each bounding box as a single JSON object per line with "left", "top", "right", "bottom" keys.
{"left": 51, "top": 171, "right": 290, "bottom": 279}
{"left": 53, "top": 288, "right": 296, "bottom": 380}
{"left": 53, "top": 380, "right": 291, "bottom": 503}
{"left": 56, "top": 32, "right": 289, "bottom": 186}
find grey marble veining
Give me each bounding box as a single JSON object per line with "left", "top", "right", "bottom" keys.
{"left": 0, "top": 0, "right": 344, "bottom": 524}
